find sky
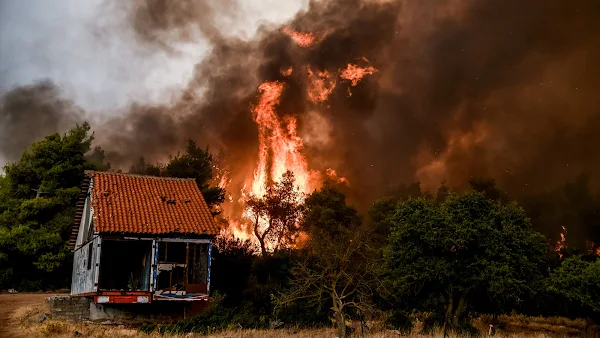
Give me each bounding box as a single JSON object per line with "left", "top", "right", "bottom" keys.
{"left": 0, "top": 0, "right": 307, "bottom": 167}
{"left": 0, "top": 0, "right": 306, "bottom": 113}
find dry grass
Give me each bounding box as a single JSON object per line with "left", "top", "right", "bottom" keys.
{"left": 9, "top": 302, "right": 580, "bottom": 338}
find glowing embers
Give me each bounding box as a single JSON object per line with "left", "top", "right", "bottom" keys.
{"left": 283, "top": 26, "right": 317, "bottom": 47}
{"left": 280, "top": 66, "right": 293, "bottom": 77}
{"left": 307, "top": 69, "right": 336, "bottom": 103}
{"left": 325, "top": 168, "right": 350, "bottom": 185}
{"left": 555, "top": 226, "right": 567, "bottom": 259}
{"left": 340, "top": 61, "right": 379, "bottom": 87}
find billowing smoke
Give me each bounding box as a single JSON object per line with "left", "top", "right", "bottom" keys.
{"left": 0, "top": 80, "right": 84, "bottom": 162}
{"left": 100, "top": 0, "right": 600, "bottom": 195}
{"left": 2, "top": 0, "right": 600, "bottom": 244}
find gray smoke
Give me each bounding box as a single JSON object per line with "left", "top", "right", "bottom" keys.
{"left": 0, "top": 80, "right": 84, "bottom": 162}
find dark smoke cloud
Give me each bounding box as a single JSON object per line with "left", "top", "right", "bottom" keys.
{"left": 102, "top": 0, "right": 600, "bottom": 188}
{"left": 128, "top": 0, "right": 239, "bottom": 47}
{"left": 3, "top": 0, "right": 600, "bottom": 244}
{"left": 0, "top": 80, "right": 84, "bottom": 162}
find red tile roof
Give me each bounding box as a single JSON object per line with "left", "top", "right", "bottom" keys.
{"left": 85, "top": 171, "right": 219, "bottom": 236}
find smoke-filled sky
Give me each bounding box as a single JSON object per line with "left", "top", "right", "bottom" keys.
{"left": 0, "top": 0, "right": 307, "bottom": 163}
{"left": 2, "top": 0, "right": 600, "bottom": 215}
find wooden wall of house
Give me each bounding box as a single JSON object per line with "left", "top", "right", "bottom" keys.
{"left": 71, "top": 180, "right": 100, "bottom": 295}
{"left": 71, "top": 235, "right": 101, "bottom": 295}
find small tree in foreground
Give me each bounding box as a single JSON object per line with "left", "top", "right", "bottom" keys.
{"left": 276, "top": 184, "right": 376, "bottom": 338}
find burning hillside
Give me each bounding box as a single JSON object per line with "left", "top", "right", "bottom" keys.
{"left": 2, "top": 0, "right": 600, "bottom": 246}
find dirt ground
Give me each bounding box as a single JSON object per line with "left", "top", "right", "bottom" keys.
{"left": 0, "top": 293, "right": 588, "bottom": 338}
{"left": 0, "top": 293, "right": 55, "bottom": 338}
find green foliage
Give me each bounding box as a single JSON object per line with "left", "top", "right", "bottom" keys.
{"left": 84, "top": 146, "right": 111, "bottom": 171}
{"left": 0, "top": 123, "right": 95, "bottom": 289}
{"left": 278, "top": 184, "right": 376, "bottom": 338}
{"left": 548, "top": 256, "right": 600, "bottom": 322}
{"left": 128, "top": 140, "right": 225, "bottom": 210}
{"left": 381, "top": 191, "right": 547, "bottom": 329}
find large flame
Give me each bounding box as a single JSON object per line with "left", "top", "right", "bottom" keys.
{"left": 219, "top": 29, "right": 378, "bottom": 245}
{"left": 249, "top": 81, "right": 316, "bottom": 197}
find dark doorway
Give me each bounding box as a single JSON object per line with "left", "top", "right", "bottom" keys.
{"left": 99, "top": 240, "right": 152, "bottom": 291}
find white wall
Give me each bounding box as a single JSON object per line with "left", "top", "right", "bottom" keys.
{"left": 71, "top": 236, "right": 101, "bottom": 295}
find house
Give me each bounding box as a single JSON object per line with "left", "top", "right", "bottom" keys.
{"left": 69, "top": 171, "right": 220, "bottom": 304}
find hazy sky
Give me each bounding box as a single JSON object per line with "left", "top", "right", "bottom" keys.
{"left": 0, "top": 0, "right": 306, "bottom": 168}
{"left": 0, "top": 0, "right": 307, "bottom": 114}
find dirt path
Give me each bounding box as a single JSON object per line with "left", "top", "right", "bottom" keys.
{"left": 0, "top": 293, "right": 53, "bottom": 338}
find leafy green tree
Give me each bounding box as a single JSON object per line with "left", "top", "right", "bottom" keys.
{"left": 548, "top": 256, "right": 600, "bottom": 336}
{"left": 129, "top": 156, "right": 162, "bottom": 176}
{"left": 382, "top": 191, "right": 547, "bottom": 333}
{"left": 468, "top": 177, "right": 509, "bottom": 203}
{"left": 0, "top": 123, "right": 94, "bottom": 289}
{"left": 164, "top": 140, "right": 224, "bottom": 207}
{"left": 84, "top": 146, "right": 111, "bottom": 171}
{"left": 277, "top": 184, "right": 376, "bottom": 338}
{"left": 128, "top": 140, "right": 225, "bottom": 210}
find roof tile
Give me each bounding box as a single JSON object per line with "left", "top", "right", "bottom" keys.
{"left": 86, "top": 171, "right": 219, "bottom": 236}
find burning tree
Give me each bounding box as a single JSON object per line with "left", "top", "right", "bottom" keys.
{"left": 246, "top": 170, "right": 304, "bottom": 256}
{"left": 276, "top": 184, "right": 377, "bottom": 338}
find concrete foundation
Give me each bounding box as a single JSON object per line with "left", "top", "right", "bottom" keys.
{"left": 46, "top": 295, "right": 211, "bottom": 322}
{"left": 46, "top": 295, "right": 90, "bottom": 321}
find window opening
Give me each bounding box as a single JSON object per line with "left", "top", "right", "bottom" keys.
{"left": 87, "top": 242, "right": 93, "bottom": 270}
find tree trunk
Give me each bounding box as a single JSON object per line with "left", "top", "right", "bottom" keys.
{"left": 335, "top": 310, "right": 346, "bottom": 338}
{"left": 443, "top": 294, "right": 454, "bottom": 337}
{"left": 331, "top": 293, "right": 346, "bottom": 338}
{"left": 253, "top": 214, "right": 267, "bottom": 257}
{"left": 451, "top": 292, "right": 468, "bottom": 329}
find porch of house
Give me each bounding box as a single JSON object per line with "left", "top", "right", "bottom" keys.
{"left": 90, "top": 238, "right": 212, "bottom": 304}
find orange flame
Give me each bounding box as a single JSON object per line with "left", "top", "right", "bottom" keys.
{"left": 340, "top": 63, "right": 378, "bottom": 86}
{"left": 307, "top": 68, "right": 336, "bottom": 103}
{"left": 281, "top": 66, "right": 293, "bottom": 76}
{"left": 249, "top": 81, "right": 317, "bottom": 198}
{"left": 218, "top": 32, "right": 376, "bottom": 243}
{"left": 283, "top": 26, "right": 316, "bottom": 47}
{"left": 555, "top": 226, "right": 567, "bottom": 259}
{"left": 325, "top": 168, "right": 350, "bottom": 185}
{"left": 586, "top": 241, "right": 600, "bottom": 257}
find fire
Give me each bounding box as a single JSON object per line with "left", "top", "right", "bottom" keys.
{"left": 283, "top": 26, "right": 316, "bottom": 47}
{"left": 307, "top": 68, "right": 336, "bottom": 103}
{"left": 281, "top": 66, "right": 293, "bottom": 76}
{"left": 555, "top": 226, "right": 567, "bottom": 259}
{"left": 340, "top": 63, "right": 378, "bottom": 86}
{"left": 219, "top": 28, "right": 376, "bottom": 245}
{"left": 249, "top": 81, "right": 316, "bottom": 198}
{"left": 325, "top": 168, "right": 350, "bottom": 185}
{"left": 586, "top": 241, "right": 600, "bottom": 257}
